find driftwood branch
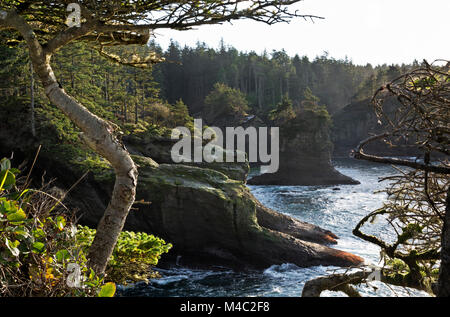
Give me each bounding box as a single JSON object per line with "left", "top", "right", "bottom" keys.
{"left": 302, "top": 269, "right": 373, "bottom": 297}
{"left": 351, "top": 133, "right": 450, "bottom": 175}
{"left": 301, "top": 264, "right": 436, "bottom": 297}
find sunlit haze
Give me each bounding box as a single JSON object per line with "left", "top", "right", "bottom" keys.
{"left": 153, "top": 0, "right": 450, "bottom": 66}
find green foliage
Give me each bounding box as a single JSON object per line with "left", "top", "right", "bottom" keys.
{"left": 0, "top": 158, "right": 171, "bottom": 296}
{"left": 301, "top": 87, "right": 320, "bottom": 109}
{"left": 204, "top": 82, "right": 249, "bottom": 123}
{"left": 142, "top": 99, "right": 192, "bottom": 129}
{"left": 0, "top": 158, "right": 107, "bottom": 297}
{"left": 152, "top": 41, "right": 417, "bottom": 115}
{"left": 268, "top": 94, "right": 296, "bottom": 124}
{"left": 385, "top": 258, "right": 409, "bottom": 272}
{"left": 76, "top": 226, "right": 172, "bottom": 285}
{"left": 122, "top": 121, "right": 172, "bottom": 139}
{"left": 171, "top": 99, "right": 193, "bottom": 127}
{"left": 397, "top": 223, "right": 423, "bottom": 245}
{"left": 98, "top": 282, "right": 116, "bottom": 297}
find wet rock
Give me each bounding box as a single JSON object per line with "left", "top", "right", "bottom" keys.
{"left": 93, "top": 155, "right": 363, "bottom": 269}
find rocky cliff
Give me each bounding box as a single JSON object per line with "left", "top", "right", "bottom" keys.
{"left": 0, "top": 97, "right": 363, "bottom": 270}
{"left": 123, "top": 134, "right": 249, "bottom": 183}
{"left": 332, "top": 97, "right": 420, "bottom": 157}
{"left": 248, "top": 108, "right": 359, "bottom": 186}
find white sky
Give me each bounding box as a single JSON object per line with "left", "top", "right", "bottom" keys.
{"left": 152, "top": 0, "right": 450, "bottom": 66}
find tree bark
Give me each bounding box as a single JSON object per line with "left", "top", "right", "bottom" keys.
{"left": 1, "top": 10, "right": 138, "bottom": 274}
{"left": 301, "top": 266, "right": 431, "bottom": 297}
{"left": 302, "top": 270, "right": 369, "bottom": 297}
{"left": 438, "top": 187, "right": 450, "bottom": 296}
{"left": 29, "top": 61, "right": 36, "bottom": 137}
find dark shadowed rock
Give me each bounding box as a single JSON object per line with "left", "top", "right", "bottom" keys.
{"left": 124, "top": 134, "right": 249, "bottom": 183}
{"left": 331, "top": 97, "right": 421, "bottom": 157}
{"left": 0, "top": 99, "right": 363, "bottom": 270}
{"left": 72, "top": 155, "right": 363, "bottom": 269}
{"left": 248, "top": 109, "right": 359, "bottom": 186}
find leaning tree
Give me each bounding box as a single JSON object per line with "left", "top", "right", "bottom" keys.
{"left": 302, "top": 61, "right": 450, "bottom": 297}
{"left": 0, "top": 0, "right": 321, "bottom": 274}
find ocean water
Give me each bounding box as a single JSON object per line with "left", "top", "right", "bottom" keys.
{"left": 118, "top": 158, "right": 430, "bottom": 297}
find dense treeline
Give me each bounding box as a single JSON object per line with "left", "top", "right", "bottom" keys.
{"left": 0, "top": 42, "right": 191, "bottom": 132}
{"left": 151, "top": 39, "right": 420, "bottom": 116}
{"left": 1, "top": 39, "right": 421, "bottom": 131}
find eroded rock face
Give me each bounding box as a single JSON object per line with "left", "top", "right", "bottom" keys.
{"left": 0, "top": 142, "right": 363, "bottom": 269}
{"left": 248, "top": 110, "right": 359, "bottom": 186}
{"left": 0, "top": 99, "right": 363, "bottom": 270}
{"left": 124, "top": 134, "right": 249, "bottom": 183}
{"left": 331, "top": 97, "right": 420, "bottom": 157}
{"left": 75, "top": 155, "right": 363, "bottom": 269}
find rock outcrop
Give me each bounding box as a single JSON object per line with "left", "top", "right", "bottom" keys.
{"left": 3, "top": 147, "right": 363, "bottom": 269}
{"left": 332, "top": 97, "right": 420, "bottom": 157}
{"left": 78, "top": 156, "right": 363, "bottom": 269}
{"left": 0, "top": 97, "right": 363, "bottom": 270}
{"left": 124, "top": 134, "right": 249, "bottom": 183}
{"left": 248, "top": 109, "right": 359, "bottom": 186}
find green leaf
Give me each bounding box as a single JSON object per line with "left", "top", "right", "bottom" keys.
{"left": 56, "top": 216, "right": 66, "bottom": 230}
{"left": 9, "top": 168, "right": 20, "bottom": 175}
{"left": 0, "top": 170, "right": 16, "bottom": 190}
{"left": 7, "top": 207, "right": 27, "bottom": 222}
{"left": 55, "top": 249, "right": 70, "bottom": 262}
{"left": 13, "top": 226, "right": 30, "bottom": 239}
{"left": 32, "top": 242, "right": 45, "bottom": 253}
{"left": 98, "top": 282, "right": 116, "bottom": 297}
{"left": 33, "top": 228, "right": 45, "bottom": 240}
{"left": 0, "top": 158, "right": 11, "bottom": 171}
{"left": 0, "top": 199, "right": 13, "bottom": 213}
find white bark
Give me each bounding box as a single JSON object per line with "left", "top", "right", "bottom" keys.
{"left": 1, "top": 10, "right": 138, "bottom": 274}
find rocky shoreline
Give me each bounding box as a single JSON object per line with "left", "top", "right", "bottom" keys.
{"left": 0, "top": 100, "right": 364, "bottom": 270}
{"left": 78, "top": 156, "right": 363, "bottom": 269}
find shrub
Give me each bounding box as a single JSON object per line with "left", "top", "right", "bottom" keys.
{"left": 170, "top": 99, "right": 193, "bottom": 128}
{"left": 268, "top": 94, "right": 296, "bottom": 125}
{"left": 0, "top": 158, "right": 171, "bottom": 296}
{"left": 146, "top": 102, "right": 172, "bottom": 126}
{"left": 76, "top": 226, "right": 172, "bottom": 285}
{"left": 204, "top": 83, "right": 249, "bottom": 123}
{"left": 0, "top": 158, "right": 105, "bottom": 296}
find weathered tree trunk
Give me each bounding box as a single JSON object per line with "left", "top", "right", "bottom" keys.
{"left": 438, "top": 187, "right": 450, "bottom": 296}
{"left": 135, "top": 103, "right": 138, "bottom": 124}
{"left": 29, "top": 61, "right": 36, "bottom": 137}
{"left": 302, "top": 270, "right": 370, "bottom": 297}
{"left": 258, "top": 77, "right": 263, "bottom": 110}
{"left": 1, "top": 10, "right": 138, "bottom": 274}
{"left": 124, "top": 102, "right": 128, "bottom": 123}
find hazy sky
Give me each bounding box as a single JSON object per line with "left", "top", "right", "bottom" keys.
{"left": 152, "top": 0, "right": 449, "bottom": 66}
